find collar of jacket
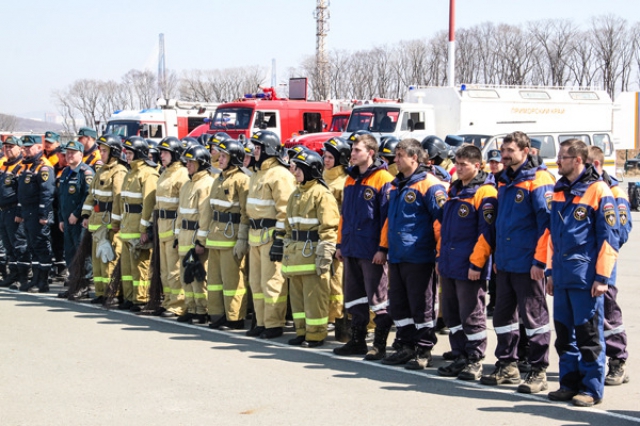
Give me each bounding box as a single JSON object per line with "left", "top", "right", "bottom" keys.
{"left": 393, "top": 164, "right": 428, "bottom": 189}
{"left": 298, "top": 179, "right": 319, "bottom": 192}
{"left": 4, "top": 155, "right": 23, "bottom": 167}
{"left": 221, "top": 165, "right": 240, "bottom": 179}
{"left": 426, "top": 164, "right": 452, "bottom": 182}
{"left": 347, "top": 158, "right": 387, "bottom": 180}
{"left": 499, "top": 155, "right": 547, "bottom": 185}
{"left": 323, "top": 165, "right": 346, "bottom": 181}
{"left": 129, "top": 159, "right": 146, "bottom": 171}
{"left": 554, "top": 164, "right": 600, "bottom": 196}
{"left": 257, "top": 156, "right": 281, "bottom": 171}
{"left": 601, "top": 169, "right": 618, "bottom": 189}
{"left": 190, "top": 169, "right": 209, "bottom": 182}
{"left": 450, "top": 170, "right": 494, "bottom": 198}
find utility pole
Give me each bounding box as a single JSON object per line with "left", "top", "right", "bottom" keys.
{"left": 158, "top": 33, "right": 166, "bottom": 99}
{"left": 314, "top": 0, "right": 330, "bottom": 99}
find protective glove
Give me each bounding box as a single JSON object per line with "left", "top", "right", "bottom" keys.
{"left": 93, "top": 226, "right": 115, "bottom": 263}
{"left": 128, "top": 238, "right": 142, "bottom": 260}
{"left": 173, "top": 239, "right": 179, "bottom": 249}
{"left": 315, "top": 240, "right": 336, "bottom": 276}
{"left": 233, "top": 224, "right": 250, "bottom": 260}
{"left": 269, "top": 230, "right": 285, "bottom": 262}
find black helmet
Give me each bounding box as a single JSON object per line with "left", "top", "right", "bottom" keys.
{"left": 251, "top": 130, "right": 281, "bottom": 157}
{"left": 210, "top": 132, "right": 232, "bottom": 150}
{"left": 292, "top": 148, "right": 324, "bottom": 181}
{"left": 123, "top": 136, "right": 150, "bottom": 161}
{"left": 217, "top": 139, "right": 245, "bottom": 168}
{"left": 287, "top": 144, "right": 306, "bottom": 161}
{"left": 158, "top": 136, "right": 183, "bottom": 163}
{"left": 183, "top": 144, "right": 211, "bottom": 171}
{"left": 378, "top": 136, "right": 400, "bottom": 162}
{"left": 347, "top": 129, "right": 374, "bottom": 146}
{"left": 97, "top": 133, "right": 123, "bottom": 160}
{"left": 180, "top": 137, "right": 199, "bottom": 152}
{"left": 197, "top": 133, "right": 211, "bottom": 148}
{"left": 445, "top": 134, "right": 464, "bottom": 147}
{"left": 323, "top": 137, "right": 351, "bottom": 167}
{"left": 146, "top": 139, "right": 160, "bottom": 164}
{"left": 421, "top": 135, "right": 448, "bottom": 163}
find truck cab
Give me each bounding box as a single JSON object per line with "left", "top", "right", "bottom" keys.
{"left": 283, "top": 110, "right": 351, "bottom": 154}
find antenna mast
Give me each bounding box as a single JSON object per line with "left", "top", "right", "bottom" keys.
{"left": 314, "top": 0, "right": 330, "bottom": 99}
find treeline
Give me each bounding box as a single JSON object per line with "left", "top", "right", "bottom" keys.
{"left": 54, "top": 15, "right": 639, "bottom": 133}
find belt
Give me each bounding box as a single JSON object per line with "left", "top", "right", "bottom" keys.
{"left": 213, "top": 210, "right": 241, "bottom": 224}
{"left": 94, "top": 201, "right": 112, "bottom": 212}
{"left": 156, "top": 209, "right": 177, "bottom": 219}
{"left": 0, "top": 203, "right": 18, "bottom": 212}
{"left": 291, "top": 230, "right": 319, "bottom": 242}
{"left": 249, "top": 218, "right": 277, "bottom": 229}
{"left": 181, "top": 219, "right": 198, "bottom": 230}
{"left": 124, "top": 203, "right": 143, "bottom": 214}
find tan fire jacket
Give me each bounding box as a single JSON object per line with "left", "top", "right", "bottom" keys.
{"left": 119, "top": 159, "right": 159, "bottom": 241}
{"left": 155, "top": 162, "right": 189, "bottom": 242}
{"left": 81, "top": 158, "right": 128, "bottom": 232}
{"left": 322, "top": 165, "right": 347, "bottom": 212}
{"left": 282, "top": 180, "right": 339, "bottom": 276}
{"left": 198, "top": 166, "right": 250, "bottom": 249}
{"left": 176, "top": 169, "right": 214, "bottom": 255}
{"left": 246, "top": 157, "right": 296, "bottom": 246}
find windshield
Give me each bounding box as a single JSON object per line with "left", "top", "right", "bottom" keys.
{"left": 105, "top": 120, "right": 140, "bottom": 137}
{"left": 346, "top": 107, "right": 400, "bottom": 133}
{"left": 210, "top": 107, "right": 254, "bottom": 131}
{"left": 330, "top": 115, "right": 349, "bottom": 132}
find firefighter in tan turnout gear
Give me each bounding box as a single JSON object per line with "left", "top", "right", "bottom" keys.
{"left": 283, "top": 148, "right": 339, "bottom": 348}
{"left": 81, "top": 134, "right": 128, "bottom": 305}
{"left": 118, "top": 136, "right": 159, "bottom": 311}
{"left": 245, "top": 130, "right": 296, "bottom": 339}
{"left": 153, "top": 136, "right": 189, "bottom": 318}
{"left": 176, "top": 145, "right": 214, "bottom": 324}
{"left": 198, "top": 139, "right": 250, "bottom": 330}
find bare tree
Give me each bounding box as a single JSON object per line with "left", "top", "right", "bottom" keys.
{"left": 590, "top": 15, "right": 628, "bottom": 98}
{"left": 0, "top": 114, "right": 18, "bottom": 131}
{"left": 529, "top": 19, "right": 577, "bottom": 87}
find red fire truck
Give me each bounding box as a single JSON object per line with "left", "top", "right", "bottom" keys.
{"left": 283, "top": 110, "right": 351, "bottom": 153}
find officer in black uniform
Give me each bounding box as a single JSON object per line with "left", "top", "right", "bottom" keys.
{"left": 16, "top": 135, "right": 55, "bottom": 293}
{"left": 58, "top": 141, "right": 95, "bottom": 299}
{"left": 0, "top": 136, "right": 30, "bottom": 289}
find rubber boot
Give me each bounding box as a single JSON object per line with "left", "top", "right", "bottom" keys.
{"left": 334, "top": 316, "right": 352, "bottom": 343}
{"left": 39, "top": 268, "right": 50, "bottom": 293}
{"left": 0, "top": 266, "right": 19, "bottom": 287}
{"left": 364, "top": 327, "right": 390, "bottom": 361}
{"left": 333, "top": 326, "right": 368, "bottom": 356}
{"left": 22, "top": 268, "right": 39, "bottom": 292}
{"left": 12, "top": 266, "right": 30, "bottom": 291}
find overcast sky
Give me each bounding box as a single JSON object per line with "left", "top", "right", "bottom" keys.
{"left": 1, "top": 0, "right": 637, "bottom": 118}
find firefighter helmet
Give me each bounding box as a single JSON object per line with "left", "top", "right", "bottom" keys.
{"left": 157, "top": 136, "right": 183, "bottom": 163}
{"left": 217, "top": 139, "right": 245, "bottom": 168}
{"left": 183, "top": 144, "right": 211, "bottom": 170}
{"left": 123, "top": 136, "right": 150, "bottom": 161}
{"left": 180, "top": 137, "right": 199, "bottom": 151}
{"left": 323, "top": 137, "right": 351, "bottom": 167}
{"left": 198, "top": 133, "right": 212, "bottom": 149}
{"left": 292, "top": 148, "right": 324, "bottom": 181}
{"left": 378, "top": 136, "right": 400, "bottom": 161}
{"left": 421, "top": 135, "right": 449, "bottom": 162}
{"left": 347, "top": 129, "right": 374, "bottom": 146}
{"left": 146, "top": 139, "right": 160, "bottom": 164}
{"left": 210, "top": 132, "right": 232, "bottom": 150}
{"left": 287, "top": 144, "right": 306, "bottom": 161}
{"left": 96, "top": 133, "right": 123, "bottom": 160}
{"left": 250, "top": 130, "right": 281, "bottom": 157}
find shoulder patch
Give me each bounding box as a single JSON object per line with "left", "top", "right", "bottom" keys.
{"left": 434, "top": 189, "right": 446, "bottom": 208}
{"left": 603, "top": 202, "right": 616, "bottom": 227}
{"left": 482, "top": 202, "right": 495, "bottom": 224}
{"left": 41, "top": 169, "right": 50, "bottom": 182}
{"left": 619, "top": 203, "right": 628, "bottom": 226}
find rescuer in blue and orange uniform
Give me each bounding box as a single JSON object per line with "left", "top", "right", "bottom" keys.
{"left": 546, "top": 139, "right": 619, "bottom": 407}
{"left": 333, "top": 133, "right": 394, "bottom": 360}
{"left": 381, "top": 138, "right": 446, "bottom": 369}
{"left": 437, "top": 145, "right": 497, "bottom": 380}
{"left": 587, "top": 145, "right": 633, "bottom": 386}
{"left": 43, "top": 131, "right": 67, "bottom": 278}
{"left": 77, "top": 127, "right": 103, "bottom": 171}
{"left": 481, "top": 131, "right": 554, "bottom": 394}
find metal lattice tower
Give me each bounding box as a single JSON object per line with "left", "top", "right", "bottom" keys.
{"left": 158, "top": 33, "right": 166, "bottom": 99}
{"left": 313, "top": 0, "right": 330, "bottom": 99}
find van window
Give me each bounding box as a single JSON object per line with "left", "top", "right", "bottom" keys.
{"left": 593, "top": 133, "right": 613, "bottom": 156}
{"left": 254, "top": 111, "right": 278, "bottom": 129}
{"left": 559, "top": 134, "right": 591, "bottom": 145}
{"left": 536, "top": 135, "right": 556, "bottom": 159}
{"left": 303, "top": 113, "right": 323, "bottom": 134}
{"left": 140, "top": 124, "right": 163, "bottom": 139}
{"left": 401, "top": 112, "right": 426, "bottom": 131}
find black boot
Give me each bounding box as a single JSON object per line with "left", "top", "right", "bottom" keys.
{"left": 333, "top": 327, "right": 368, "bottom": 356}
{"left": 22, "top": 268, "right": 40, "bottom": 292}
{"left": 0, "top": 266, "right": 19, "bottom": 288}
{"left": 364, "top": 327, "right": 390, "bottom": 361}
{"left": 11, "top": 266, "right": 30, "bottom": 290}
{"left": 38, "top": 268, "right": 50, "bottom": 293}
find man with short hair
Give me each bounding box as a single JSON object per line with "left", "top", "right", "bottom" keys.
{"left": 588, "top": 145, "right": 632, "bottom": 386}
{"left": 44, "top": 131, "right": 66, "bottom": 279}
{"left": 382, "top": 138, "right": 446, "bottom": 369}
{"left": 333, "top": 134, "right": 394, "bottom": 359}
{"left": 437, "top": 145, "right": 497, "bottom": 380}
{"left": 546, "top": 139, "right": 619, "bottom": 407}
{"left": 77, "top": 127, "right": 103, "bottom": 170}
{"left": 481, "top": 131, "right": 554, "bottom": 394}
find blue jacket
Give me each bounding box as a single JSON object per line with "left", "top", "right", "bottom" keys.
{"left": 17, "top": 152, "right": 55, "bottom": 220}
{"left": 338, "top": 159, "right": 393, "bottom": 260}
{"left": 0, "top": 156, "right": 25, "bottom": 208}
{"left": 547, "top": 165, "right": 619, "bottom": 288}
{"left": 58, "top": 163, "right": 95, "bottom": 225}
{"left": 495, "top": 156, "right": 555, "bottom": 273}
{"left": 385, "top": 167, "right": 446, "bottom": 264}
{"left": 438, "top": 171, "right": 497, "bottom": 281}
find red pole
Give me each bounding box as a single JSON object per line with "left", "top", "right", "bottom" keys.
{"left": 449, "top": 0, "right": 455, "bottom": 42}
{"left": 448, "top": 0, "right": 456, "bottom": 86}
